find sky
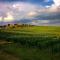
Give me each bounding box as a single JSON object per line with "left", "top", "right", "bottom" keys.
{"left": 0, "top": 0, "right": 60, "bottom": 25}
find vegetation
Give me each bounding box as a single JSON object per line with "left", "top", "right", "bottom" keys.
{"left": 0, "top": 26, "right": 60, "bottom": 60}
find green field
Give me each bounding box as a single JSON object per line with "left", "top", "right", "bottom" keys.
{"left": 0, "top": 26, "right": 60, "bottom": 60}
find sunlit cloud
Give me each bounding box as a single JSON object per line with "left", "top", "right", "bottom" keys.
{"left": 0, "top": 17, "right": 2, "bottom": 22}
{"left": 29, "top": 20, "right": 50, "bottom": 25}
{"left": 4, "top": 12, "right": 14, "bottom": 22}
{"left": 53, "top": 0, "right": 60, "bottom": 6}
{"left": 27, "top": 11, "right": 37, "bottom": 17}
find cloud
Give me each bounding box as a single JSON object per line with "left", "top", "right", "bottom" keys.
{"left": 0, "top": 1, "right": 60, "bottom": 25}
{"left": 29, "top": 20, "right": 51, "bottom": 26}
{"left": 12, "top": 3, "right": 35, "bottom": 19}
{"left": 0, "top": 12, "right": 14, "bottom": 22}
{"left": 4, "top": 12, "right": 14, "bottom": 22}
{"left": 0, "top": 2, "right": 39, "bottom": 22}
{"left": 53, "top": 0, "right": 60, "bottom": 6}
{"left": 29, "top": 20, "right": 60, "bottom": 26}
{"left": 0, "top": 2, "right": 60, "bottom": 19}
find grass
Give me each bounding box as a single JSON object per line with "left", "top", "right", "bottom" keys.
{"left": 0, "top": 26, "right": 60, "bottom": 60}
{"left": 1, "top": 43, "right": 60, "bottom": 60}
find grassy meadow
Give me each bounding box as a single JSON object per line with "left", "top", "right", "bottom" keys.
{"left": 0, "top": 26, "right": 60, "bottom": 60}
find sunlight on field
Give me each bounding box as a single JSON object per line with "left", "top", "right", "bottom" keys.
{"left": 1, "top": 26, "right": 60, "bottom": 37}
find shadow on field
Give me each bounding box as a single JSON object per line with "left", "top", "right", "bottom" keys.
{"left": 0, "top": 30, "right": 60, "bottom": 60}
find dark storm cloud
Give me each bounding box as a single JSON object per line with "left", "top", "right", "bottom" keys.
{"left": 34, "top": 12, "right": 60, "bottom": 20}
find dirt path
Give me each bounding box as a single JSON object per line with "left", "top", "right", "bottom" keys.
{"left": 0, "top": 51, "right": 20, "bottom": 60}
{"left": 0, "top": 40, "right": 12, "bottom": 45}
{"left": 0, "top": 40, "right": 20, "bottom": 60}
